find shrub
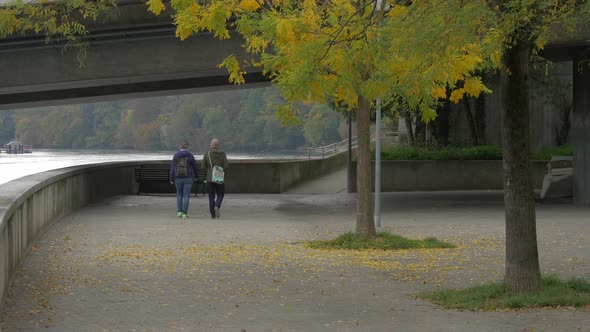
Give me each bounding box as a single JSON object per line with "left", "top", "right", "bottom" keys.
{"left": 533, "top": 144, "right": 573, "bottom": 160}
{"left": 379, "top": 145, "right": 573, "bottom": 161}
{"left": 380, "top": 145, "right": 502, "bottom": 161}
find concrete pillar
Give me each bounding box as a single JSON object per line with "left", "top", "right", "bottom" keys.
{"left": 572, "top": 55, "right": 590, "bottom": 204}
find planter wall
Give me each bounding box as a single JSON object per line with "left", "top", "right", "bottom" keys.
{"left": 351, "top": 160, "right": 547, "bottom": 191}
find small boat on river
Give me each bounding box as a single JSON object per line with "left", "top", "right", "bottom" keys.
{"left": 4, "top": 140, "right": 32, "bottom": 154}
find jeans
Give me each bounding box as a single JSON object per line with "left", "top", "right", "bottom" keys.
{"left": 207, "top": 182, "right": 225, "bottom": 217}
{"left": 175, "top": 177, "right": 193, "bottom": 214}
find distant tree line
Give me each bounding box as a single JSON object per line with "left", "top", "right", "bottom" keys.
{"left": 0, "top": 87, "right": 349, "bottom": 152}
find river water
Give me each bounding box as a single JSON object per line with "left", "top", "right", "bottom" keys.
{"left": 0, "top": 149, "right": 304, "bottom": 186}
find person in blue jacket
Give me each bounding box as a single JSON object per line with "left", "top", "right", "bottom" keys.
{"left": 170, "top": 140, "right": 198, "bottom": 219}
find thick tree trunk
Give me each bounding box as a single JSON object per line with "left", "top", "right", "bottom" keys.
{"left": 501, "top": 41, "right": 541, "bottom": 293}
{"left": 356, "top": 95, "right": 376, "bottom": 239}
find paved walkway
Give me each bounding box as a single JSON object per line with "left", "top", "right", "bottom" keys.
{"left": 1, "top": 172, "right": 589, "bottom": 331}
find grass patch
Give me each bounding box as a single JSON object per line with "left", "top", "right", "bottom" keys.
{"left": 307, "top": 231, "right": 455, "bottom": 250}
{"left": 379, "top": 145, "right": 573, "bottom": 161}
{"left": 420, "top": 275, "right": 590, "bottom": 311}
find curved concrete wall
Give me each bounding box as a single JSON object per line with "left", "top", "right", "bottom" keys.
{"left": 0, "top": 156, "right": 347, "bottom": 313}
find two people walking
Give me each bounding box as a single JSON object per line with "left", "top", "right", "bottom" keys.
{"left": 170, "top": 138, "right": 228, "bottom": 220}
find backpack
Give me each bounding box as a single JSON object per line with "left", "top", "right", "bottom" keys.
{"left": 175, "top": 156, "right": 189, "bottom": 177}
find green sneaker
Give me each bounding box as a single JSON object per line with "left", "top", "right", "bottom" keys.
{"left": 177, "top": 212, "right": 182, "bottom": 217}
{"left": 182, "top": 214, "right": 188, "bottom": 219}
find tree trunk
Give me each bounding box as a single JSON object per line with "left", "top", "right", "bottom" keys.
{"left": 501, "top": 40, "right": 541, "bottom": 293}
{"left": 356, "top": 95, "right": 376, "bottom": 239}
{"left": 475, "top": 94, "right": 486, "bottom": 145}
{"left": 433, "top": 99, "right": 450, "bottom": 146}
{"left": 463, "top": 98, "right": 479, "bottom": 146}
{"left": 414, "top": 117, "right": 426, "bottom": 146}
{"left": 403, "top": 111, "right": 415, "bottom": 146}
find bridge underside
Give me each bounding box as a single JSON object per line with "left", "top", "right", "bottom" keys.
{"left": 0, "top": 70, "right": 269, "bottom": 110}
{"left": 0, "top": 26, "right": 268, "bottom": 110}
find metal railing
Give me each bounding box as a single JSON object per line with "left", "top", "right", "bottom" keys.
{"left": 306, "top": 129, "right": 398, "bottom": 159}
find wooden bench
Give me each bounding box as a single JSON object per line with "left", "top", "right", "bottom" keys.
{"left": 134, "top": 164, "right": 207, "bottom": 196}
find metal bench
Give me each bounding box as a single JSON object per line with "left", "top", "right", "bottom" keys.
{"left": 134, "top": 164, "right": 206, "bottom": 196}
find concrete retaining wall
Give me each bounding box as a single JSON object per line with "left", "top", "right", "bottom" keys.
{"left": 351, "top": 160, "right": 548, "bottom": 191}
{"left": 226, "top": 150, "right": 350, "bottom": 193}
{"left": 277, "top": 153, "right": 348, "bottom": 192}
{"left": 140, "top": 154, "right": 348, "bottom": 194}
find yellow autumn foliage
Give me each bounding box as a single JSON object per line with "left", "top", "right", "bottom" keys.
{"left": 143, "top": 0, "right": 588, "bottom": 124}
{"left": 238, "top": 0, "right": 260, "bottom": 12}
{"left": 219, "top": 54, "right": 246, "bottom": 84}
{"left": 449, "top": 88, "right": 466, "bottom": 104}
{"left": 430, "top": 85, "right": 447, "bottom": 100}
{"left": 421, "top": 107, "right": 438, "bottom": 123}
{"left": 463, "top": 77, "right": 489, "bottom": 97}
{"left": 1, "top": 0, "right": 117, "bottom": 66}
{"left": 146, "top": 0, "right": 165, "bottom": 15}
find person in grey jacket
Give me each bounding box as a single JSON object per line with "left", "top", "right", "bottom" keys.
{"left": 202, "top": 138, "right": 229, "bottom": 219}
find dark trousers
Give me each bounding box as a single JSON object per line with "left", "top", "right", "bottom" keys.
{"left": 207, "top": 182, "right": 225, "bottom": 217}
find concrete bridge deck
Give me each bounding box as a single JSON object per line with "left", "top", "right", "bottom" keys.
{"left": 1, "top": 187, "right": 589, "bottom": 331}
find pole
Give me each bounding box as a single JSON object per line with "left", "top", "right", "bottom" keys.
{"left": 347, "top": 111, "right": 353, "bottom": 193}
{"left": 374, "top": 98, "right": 382, "bottom": 228}
{"left": 374, "top": 0, "right": 388, "bottom": 228}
